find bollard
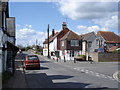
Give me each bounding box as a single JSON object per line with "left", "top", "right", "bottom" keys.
{"left": 74, "top": 58, "right": 76, "bottom": 63}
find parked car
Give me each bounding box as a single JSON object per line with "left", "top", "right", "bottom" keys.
{"left": 24, "top": 55, "right": 40, "bottom": 69}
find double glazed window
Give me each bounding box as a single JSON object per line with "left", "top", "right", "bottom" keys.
{"left": 70, "top": 40, "right": 79, "bottom": 46}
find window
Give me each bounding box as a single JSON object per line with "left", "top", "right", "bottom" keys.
{"left": 69, "top": 50, "right": 74, "bottom": 57}
{"left": 96, "top": 39, "right": 99, "bottom": 46}
{"left": 88, "top": 41, "right": 92, "bottom": 48}
{"left": 28, "top": 56, "right": 39, "bottom": 60}
{"left": 61, "top": 41, "right": 64, "bottom": 46}
{"left": 70, "top": 40, "right": 79, "bottom": 46}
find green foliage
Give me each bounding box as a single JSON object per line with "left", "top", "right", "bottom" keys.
{"left": 78, "top": 55, "right": 86, "bottom": 57}
{"left": 113, "top": 49, "right": 120, "bottom": 53}
{"left": 37, "top": 49, "right": 43, "bottom": 51}
{"left": 25, "top": 46, "right": 32, "bottom": 51}
{"left": 35, "top": 52, "right": 43, "bottom": 55}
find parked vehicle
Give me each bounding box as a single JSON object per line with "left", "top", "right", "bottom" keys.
{"left": 24, "top": 55, "right": 40, "bottom": 69}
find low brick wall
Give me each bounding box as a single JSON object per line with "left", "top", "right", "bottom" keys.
{"left": 89, "top": 52, "right": 120, "bottom": 62}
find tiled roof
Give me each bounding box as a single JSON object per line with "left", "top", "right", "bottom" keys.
{"left": 97, "top": 31, "right": 120, "bottom": 43}
{"left": 43, "top": 32, "right": 58, "bottom": 44}
{"left": 79, "top": 32, "right": 95, "bottom": 40}
{"left": 43, "top": 28, "right": 69, "bottom": 44}
{"left": 49, "top": 28, "right": 69, "bottom": 42}
{"left": 60, "top": 30, "right": 80, "bottom": 41}
{"left": 49, "top": 32, "right": 59, "bottom": 42}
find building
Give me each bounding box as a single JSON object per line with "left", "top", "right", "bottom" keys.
{"left": 60, "top": 30, "right": 81, "bottom": 60}
{"left": 43, "top": 22, "right": 70, "bottom": 60}
{"left": 96, "top": 31, "right": 120, "bottom": 52}
{"left": 0, "top": 1, "right": 19, "bottom": 74}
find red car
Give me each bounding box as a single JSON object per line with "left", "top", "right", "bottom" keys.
{"left": 24, "top": 55, "right": 40, "bottom": 69}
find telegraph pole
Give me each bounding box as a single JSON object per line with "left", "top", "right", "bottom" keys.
{"left": 47, "top": 24, "right": 50, "bottom": 58}
{"left": 36, "top": 39, "right": 38, "bottom": 53}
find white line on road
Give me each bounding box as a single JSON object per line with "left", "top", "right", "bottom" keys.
{"left": 113, "top": 71, "right": 120, "bottom": 82}
{"left": 73, "top": 67, "right": 116, "bottom": 81}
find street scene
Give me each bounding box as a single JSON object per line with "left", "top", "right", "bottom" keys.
{"left": 2, "top": 51, "right": 120, "bottom": 89}
{"left": 1, "top": 0, "right": 120, "bottom": 89}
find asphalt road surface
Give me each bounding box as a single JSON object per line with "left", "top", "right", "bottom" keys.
{"left": 17, "top": 52, "right": 120, "bottom": 89}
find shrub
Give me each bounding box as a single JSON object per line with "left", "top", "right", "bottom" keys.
{"left": 113, "top": 49, "right": 120, "bottom": 53}
{"left": 78, "top": 55, "right": 86, "bottom": 57}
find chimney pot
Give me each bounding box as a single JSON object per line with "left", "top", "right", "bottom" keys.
{"left": 62, "top": 22, "right": 67, "bottom": 29}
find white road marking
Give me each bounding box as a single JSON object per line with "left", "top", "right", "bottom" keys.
{"left": 73, "top": 67, "right": 116, "bottom": 81}
{"left": 113, "top": 71, "right": 120, "bottom": 82}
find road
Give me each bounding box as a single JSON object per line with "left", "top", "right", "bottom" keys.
{"left": 8, "top": 51, "right": 120, "bottom": 89}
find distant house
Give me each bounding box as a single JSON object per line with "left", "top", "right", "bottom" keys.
{"left": 60, "top": 30, "right": 81, "bottom": 60}
{"left": 43, "top": 22, "right": 70, "bottom": 60}
{"left": 43, "top": 39, "right": 48, "bottom": 56}
{"left": 96, "top": 31, "right": 120, "bottom": 52}
{"left": 80, "top": 32, "right": 97, "bottom": 53}
{"left": 43, "top": 30, "right": 58, "bottom": 56}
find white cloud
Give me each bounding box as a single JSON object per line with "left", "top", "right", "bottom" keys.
{"left": 76, "top": 25, "right": 105, "bottom": 34}
{"left": 93, "top": 15, "right": 118, "bottom": 31}
{"left": 57, "top": 1, "right": 118, "bottom": 20}
{"left": 16, "top": 25, "right": 46, "bottom": 47}
{"left": 25, "top": 24, "right": 32, "bottom": 28}
{"left": 57, "top": 1, "right": 118, "bottom": 33}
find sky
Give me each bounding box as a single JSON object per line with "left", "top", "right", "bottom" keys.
{"left": 9, "top": 0, "right": 119, "bottom": 47}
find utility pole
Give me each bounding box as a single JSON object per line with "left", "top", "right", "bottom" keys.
{"left": 36, "top": 39, "right": 38, "bottom": 53}
{"left": 47, "top": 24, "right": 50, "bottom": 58}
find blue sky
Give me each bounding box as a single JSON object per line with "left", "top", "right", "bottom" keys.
{"left": 9, "top": 1, "right": 118, "bottom": 46}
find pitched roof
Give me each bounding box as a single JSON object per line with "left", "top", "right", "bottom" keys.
{"left": 79, "top": 32, "right": 95, "bottom": 40}
{"left": 97, "top": 31, "right": 120, "bottom": 43}
{"left": 60, "top": 30, "right": 80, "bottom": 41}
{"left": 43, "top": 28, "right": 69, "bottom": 44}
{"left": 49, "top": 32, "right": 59, "bottom": 42}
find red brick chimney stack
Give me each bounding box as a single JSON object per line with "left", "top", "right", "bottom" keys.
{"left": 52, "top": 29, "right": 55, "bottom": 36}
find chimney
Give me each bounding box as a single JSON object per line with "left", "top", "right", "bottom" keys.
{"left": 52, "top": 29, "right": 55, "bottom": 36}
{"left": 62, "top": 22, "right": 67, "bottom": 29}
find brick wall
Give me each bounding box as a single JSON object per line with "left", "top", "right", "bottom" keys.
{"left": 57, "top": 28, "right": 69, "bottom": 50}
{"left": 89, "top": 52, "right": 120, "bottom": 62}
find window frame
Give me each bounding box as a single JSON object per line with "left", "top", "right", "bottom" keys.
{"left": 70, "top": 40, "right": 79, "bottom": 46}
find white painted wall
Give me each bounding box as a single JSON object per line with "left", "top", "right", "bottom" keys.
{"left": 60, "top": 50, "right": 80, "bottom": 61}
{"left": 49, "top": 37, "right": 57, "bottom": 52}
{"left": 82, "top": 42, "right": 86, "bottom": 55}
{"left": 43, "top": 49, "right": 48, "bottom": 56}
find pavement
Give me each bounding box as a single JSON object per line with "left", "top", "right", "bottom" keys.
{"left": 2, "top": 61, "right": 28, "bottom": 89}
{"left": 2, "top": 53, "right": 56, "bottom": 89}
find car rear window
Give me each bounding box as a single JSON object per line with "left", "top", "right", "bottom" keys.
{"left": 28, "top": 56, "right": 39, "bottom": 60}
